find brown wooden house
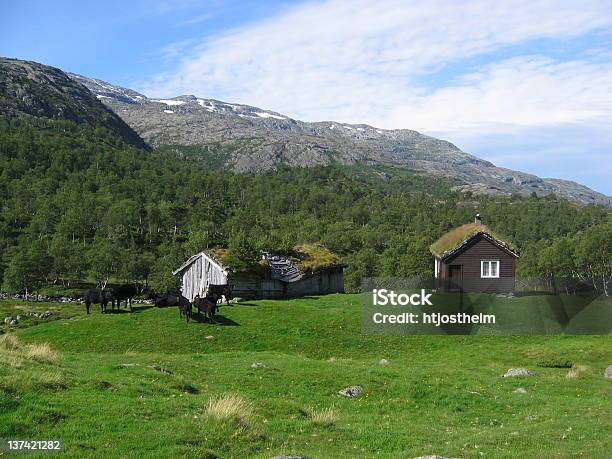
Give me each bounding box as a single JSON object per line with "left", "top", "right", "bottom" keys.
{"left": 431, "top": 215, "right": 519, "bottom": 293}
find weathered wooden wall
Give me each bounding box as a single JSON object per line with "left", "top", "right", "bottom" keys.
{"left": 178, "top": 253, "right": 345, "bottom": 300}
{"left": 227, "top": 267, "right": 344, "bottom": 300}
{"left": 180, "top": 254, "right": 228, "bottom": 301}
{"left": 286, "top": 268, "right": 344, "bottom": 297}
{"left": 227, "top": 273, "right": 283, "bottom": 300}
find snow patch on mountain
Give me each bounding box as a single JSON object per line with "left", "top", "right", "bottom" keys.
{"left": 254, "top": 112, "right": 286, "bottom": 120}
{"left": 153, "top": 99, "right": 186, "bottom": 106}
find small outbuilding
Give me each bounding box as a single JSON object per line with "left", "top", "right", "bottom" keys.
{"left": 430, "top": 215, "right": 519, "bottom": 293}
{"left": 173, "top": 243, "right": 345, "bottom": 301}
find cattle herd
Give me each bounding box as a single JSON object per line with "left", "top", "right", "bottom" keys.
{"left": 81, "top": 283, "right": 232, "bottom": 324}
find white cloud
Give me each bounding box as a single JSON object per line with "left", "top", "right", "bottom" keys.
{"left": 176, "top": 12, "right": 213, "bottom": 27}
{"left": 395, "top": 56, "right": 612, "bottom": 133}
{"left": 138, "top": 0, "right": 612, "bottom": 192}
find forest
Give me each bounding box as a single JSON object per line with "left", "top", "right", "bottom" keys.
{"left": 0, "top": 116, "right": 610, "bottom": 294}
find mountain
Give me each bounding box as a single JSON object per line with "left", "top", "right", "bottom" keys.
{"left": 68, "top": 73, "right": 610, "bottom": 206}
{"left": 0, "top": 57, "right": 608, "bottom": 205}
{"left": 0, "top": 58, "right": 148, "bottom": 149}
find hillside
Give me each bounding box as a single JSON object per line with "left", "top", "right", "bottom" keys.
{"left": 0, "top": 57, "right": 610, "bottom": 296}
{"left": 0, "top": 58, "right": 148, "bottom": 150}
{"left": 1, "top": 294, "right": 611, "bottom": 458}
{"left": 70, "top": 72, "right": 611, "bottom": 206}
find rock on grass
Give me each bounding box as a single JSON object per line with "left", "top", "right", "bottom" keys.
{"left": 503, "top": 368, "right": 535, "bottom": 377}
{"left": 338, "top": 385, "right": 363, "bottom": 397}
{"left": 604, "top": 365, "right": 612, "bottom": 379}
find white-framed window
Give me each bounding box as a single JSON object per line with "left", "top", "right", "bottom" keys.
{"left": 481, "top": 260, "right": 500, "bottom": 278}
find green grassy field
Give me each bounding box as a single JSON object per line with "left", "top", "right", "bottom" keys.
{"left": 1, "top": 294, "right": 611, "bottom": 458}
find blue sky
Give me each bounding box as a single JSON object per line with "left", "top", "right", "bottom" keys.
{"left": 1, "top": 0, "right": 295, "bottom": 85}
{"left": 2, "top": 0, "right": 611, "bottom": 195}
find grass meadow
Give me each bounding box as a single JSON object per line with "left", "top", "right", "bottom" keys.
{"left": 0, "top": 294, "right": 611, "bottom": 458}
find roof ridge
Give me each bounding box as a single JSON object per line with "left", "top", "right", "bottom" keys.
{"left": 430, "top": 222, "right": 517, "bottom": 258}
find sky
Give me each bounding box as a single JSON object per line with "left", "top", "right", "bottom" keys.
{"left": 2, "top": 0, "right": 611, "bottom": 195}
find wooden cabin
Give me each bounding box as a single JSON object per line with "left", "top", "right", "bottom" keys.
{"left": 172, "top": 244, "right": 344, "bottom": 301}
{"left": 431, "top": 215, "right": 519, "bottom": 293}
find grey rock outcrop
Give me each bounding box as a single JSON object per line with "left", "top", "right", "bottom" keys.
{"left": 503, "top": 368, "right": 536, "bottom": 378}
{"left": 0, "top": 58, "right": 148, "bottom": 150}
{"left": 69, "top": 73, "right": 610, "bottom": 206}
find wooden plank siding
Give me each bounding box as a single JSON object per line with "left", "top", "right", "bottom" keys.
{"left": 228, "top": 267, "right": 344, "bottom": 300}
{"left": 176, "top": 251, "right": 345, "bottom": 301}
{"left": 437, "top": 234, "right": 516, "bottom": 293}
{"left": 178, "top": 253, "right": 228, "bottom": 301}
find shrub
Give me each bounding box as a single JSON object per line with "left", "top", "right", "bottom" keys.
{"left": 566, "top": 364, "right": 591, "bottom": 379}
{"left": 536, "top": 357, "right": 573, "bottom": 368}
{"left": 304, "top": 406, "right": 338, "bottom": 426}
{"left": 205, "top": 393, "right": 253, "bottom": 426}
{"left": 0, "top": 353, "right": 23, "bottom": 368}
{"left": 0, "top": 334, "right": 21, "bottom": 352}
{"left": 26, "top": 343, "right": 59, "bottom": 364}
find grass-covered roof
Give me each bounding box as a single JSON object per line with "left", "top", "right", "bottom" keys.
{"left": 293, "top": 243, "right": 342, "bottom": 272}
{"left": 206, "top": 248, "right": 269, "bottom": 274}
{"left": 430, "top": 223, "right": 517, "bottom": 258}
{"left": 205, "top": 243, "right": 342, "bottom": 274}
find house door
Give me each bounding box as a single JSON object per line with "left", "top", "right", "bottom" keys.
{"left": 449, "top": 265, "right": 463, "bottom": 291}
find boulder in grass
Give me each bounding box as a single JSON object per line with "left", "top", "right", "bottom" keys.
{"left": 338, "top": 385, "right": 363, "bottom": 397}
{"left": 503, "top": 368, "right": 535, "bottom": 378}
{"left": 604, "top": 365, "right": 612, "bottom": 379}
{"left": 251, "top": 362, "right": 266, "bottom": 369}
{"left": 378, "top": 358, "right": 390, "bottom": 365}
{"left": 514, "top": 387, "right": 528, "bottom": 394}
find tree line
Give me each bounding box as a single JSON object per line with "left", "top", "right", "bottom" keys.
{"left": 0, "top": 117, "right": 609, "bottom": 295}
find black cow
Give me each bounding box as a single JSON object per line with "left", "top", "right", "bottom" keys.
{"left": 112, "top": 284, "right": 140, "bottom": 312}
{"left": 208, "top": 284, "right": 232, "bottom": 304}
{"left": 82, "top": 288, "right": 115, "bottom": 314}
{"left": 152, "top": 293, "right": 180, "bottom": 308}
{"left": 193, "top": 295, "right": 218, "bottom": 323}
{"left": 178, "top": 295, "right": 192, "bottom": 323}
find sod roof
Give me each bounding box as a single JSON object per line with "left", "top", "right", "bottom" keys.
{"left": 293, "top": 243, "right": 343, "bottom": 272}
{"left": 430, "top": 223, "right": 518, "bottom": 259}
{"left": 199, "top": 243, "right": 342, "bottom": 276}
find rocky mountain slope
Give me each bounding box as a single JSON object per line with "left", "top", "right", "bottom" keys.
{"left": 0, "top": 58, "right": 147, "bottom": 149}
{"left": 1, "top": 57, "right": 605, "bottom": 206}
{"left": 68, "top": 73, "right": 610, "bottom": 206}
